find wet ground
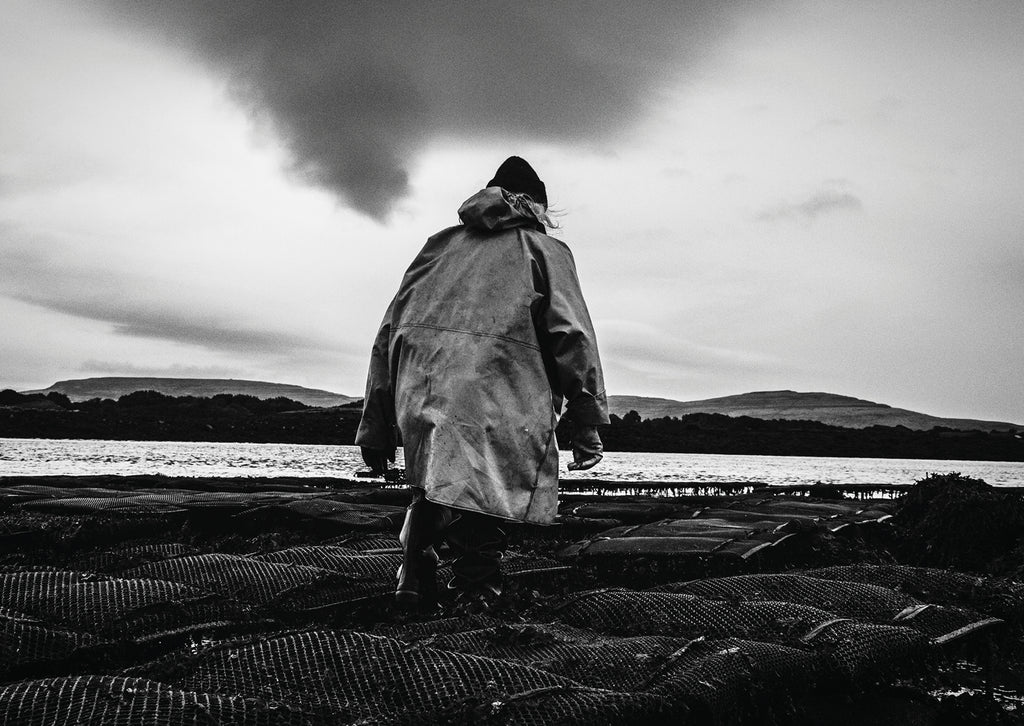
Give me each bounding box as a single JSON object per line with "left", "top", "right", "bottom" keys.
{"left": 1, "top": 474, "right": 1022, "bottom": 724}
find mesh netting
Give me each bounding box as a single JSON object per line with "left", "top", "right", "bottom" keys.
{"left": 16, "top": 496, "right": 187, "bottom": 517}
{"left": 0, "top": 675, "right": 307, "bottom": 725}
{"left": 1, "top": 569, "right": 244, "bottom": 641}
{"left": 0, "top": 480, "right": 1013, "bottom": 725}
{"left": 134, "top": 490, "right": 308, "bottom": 511}
{"left": 544, "top": 588, "right": 931, "bottom": 681}
{"left": 802, "top": 564, "right": 1024, "bottom": 624}
{"left": 0, "top": 609, "right": 97, "bottom": 680}
{"left": 322, "top": 532, "right": 402, "bottom": 551}
{"left": 121, "top": 553, "right": 374, "bottom": 610}
{"left": 659, "top": 573, "right": 917, "bottom": 616}
{"left": 1, "top": 571, "right": 97, "bottom": 613}
{"left": 256, "top": 547, "right": 400, "bottom": 577}
{"left": 0, "top": 513, "right": 179, "bottom": 557}
{"left": 126, "top": 628, "right": 669, "bottom": 725}
{"left": 653, "top": 573, "right": 1002, "bottom": 643}
{"left": 415, "top": 622, "right": 816, "bottom": 721}
{"left": 66, "top": 544, "right": 202, "bottom": 574}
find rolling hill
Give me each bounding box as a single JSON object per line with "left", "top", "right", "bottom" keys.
{"left": 19, "top": 379, "right": 1020, "bottom": 433}
{"left": 22, "top": 377, "right": 357, "bottom": 408}
{"left": 608, "top": 390, "right": 1022, "bottom": 433}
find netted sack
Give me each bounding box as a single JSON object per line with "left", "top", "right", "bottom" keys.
{"left": 0, "top": 608, "right": 97, "bottom": 680}
{"left": 803, "top": 564, "right": 1024, "bottom": 625}
{"left": 16, "top": 495, "right": 185, "bottom": 518}
{"left": 546, "top": 588, "right": 837, "bottom": 641}
{"left": 546, "top": 589, "right": 931, "bottom": 682}
{"left": 800, "top": 618, "right": 930, "bottom": 681}
{"left": 659, "top": 574, "right": 918, "bottom": 621}
{"left": 646, "top": 637, "right": 820, "bottom": 726}
{"left": 137, "top": 490, "right": 303, "bottom": 512}
{"left": 2, "top": 571, "right": 243, "bottom": 640}
{"left": 0, "top": 570, "right": 97, "bottom": 613}
{"left": 659, "top": 573, "right": 1002, "bottom": 646}
{"left": 127, "top": 628, "right": 666, "bottom": 724}
{"left": 122, "top": 553, "right": 374, "bottom": 610}
{"left": 415, "top": 621, "right": 817, "bottom": 725}
{"left": 0, "top": 675, "right": 306, "bottom": 726}
{"left": 889, "top": 602, "right": 1002, "bottom": 644}
{"left": 322, "top": 532, "right": 402, "bottom": 551}
{"left": 256, "top": 547, "right": 401, "bottom": 577}
{"left": 254, "top": 545, "right": 363, "bottom": 568}
{"left": 67, "top": 543, "right": 202, "bottom": 574}
{"left": 420, "top": 622, "right": 686, "bottom": 691}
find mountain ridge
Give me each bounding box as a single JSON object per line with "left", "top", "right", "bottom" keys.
{"left": 22, "top": 377, "right": 357, "bottom": 409}
{"left": 608, "top": 390, "right": 1022, "bottom": 433}
{"left": 19, "top": 378, "right": 1021, "bottom": 433}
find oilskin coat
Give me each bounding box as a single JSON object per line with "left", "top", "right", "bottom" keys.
{"left": 355, "top": 187, "right": 608, "bottom": 524}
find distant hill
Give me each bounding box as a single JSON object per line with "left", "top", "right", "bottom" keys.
{"left": 608, "top": 390, "right": 1022, "bottom": 433}
{"left": 22, "top": 377, "right": 357, "bottom": 408}
{"left": 19, "top": 380, "right": 1020, "bottom": 433}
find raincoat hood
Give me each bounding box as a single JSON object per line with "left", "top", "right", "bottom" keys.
{"left": 457, "top": 187, "right": 546, "bottom": 233}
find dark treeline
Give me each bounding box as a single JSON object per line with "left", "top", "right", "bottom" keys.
{"left": 556, "top": 411, "right": 1024, "bottom": 461}
{"left": 0, "top": 389, "right": 361, "bottom": 444}
{"left": 3, "top": 389, "right": 1022, "bottom": 460}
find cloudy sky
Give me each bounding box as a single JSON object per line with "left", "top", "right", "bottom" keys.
{"left": 2, "top": 0, "right": 1022, "bottom": 423}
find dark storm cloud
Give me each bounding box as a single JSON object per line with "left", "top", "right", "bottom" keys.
{"left": 100, "top": 1, "right": 748, "bottom": 218}
{"left": 758, "top": 188, "right": 863, "bottom": 221}
{"left": 0, "top": 248, "right": 346, "bottom": 356}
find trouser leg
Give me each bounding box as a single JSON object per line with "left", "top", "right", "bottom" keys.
{"left": 444, "top": 511, "right": 509, "bottom": 598}
{"left": 396, "top": 488, "right": 451, "bottom": 608}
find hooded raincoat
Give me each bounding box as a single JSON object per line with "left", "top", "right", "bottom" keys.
{"left": 355, "top": 187, "right": 608, "bottom": 524}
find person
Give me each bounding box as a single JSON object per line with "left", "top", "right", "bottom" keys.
{"left": 355, "top": 156, "right": 608, "bottom": 608}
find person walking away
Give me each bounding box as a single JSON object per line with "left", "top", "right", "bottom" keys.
{"left": 356, "top": 156, "right": 607, "bottom": 608}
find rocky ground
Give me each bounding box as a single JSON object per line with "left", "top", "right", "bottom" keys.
{"left": 0, "top": 472, "right": 1022, "bottom": 724}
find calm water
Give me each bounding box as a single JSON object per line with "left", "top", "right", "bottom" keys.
{"left": 1, "top": 438, "right": 1023, "bottom": 487}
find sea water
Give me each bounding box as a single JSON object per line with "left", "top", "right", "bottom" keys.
{"left": 1, "top": 437, "right": 1022, "bottom": 487}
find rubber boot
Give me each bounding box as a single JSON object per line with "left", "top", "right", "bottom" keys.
{"left": 395, "top": 491, "right": 450, "bottom": 610}
{"left": 445, "top": 512, "right": 508, "bottom": 605}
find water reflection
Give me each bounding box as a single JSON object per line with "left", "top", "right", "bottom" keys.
{"left": 1, "top": 438, "right": 1022, "bottom": 488}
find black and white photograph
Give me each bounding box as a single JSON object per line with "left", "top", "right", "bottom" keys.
{"left": 2, "top": 1, "right": 1023, "bottom": 723}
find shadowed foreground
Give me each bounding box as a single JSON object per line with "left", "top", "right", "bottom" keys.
{"left": 0, "top": 474, "right": 1021, "bottom": 724}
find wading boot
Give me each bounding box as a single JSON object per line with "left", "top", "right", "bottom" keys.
{"left": 396, "top": 491, "right": 451, "bottom": 610}
{"left": 445, "top": 512, "right": 508, "bottom": 609}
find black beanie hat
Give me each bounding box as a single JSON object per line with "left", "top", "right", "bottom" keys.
{"left": 487, "top": 156, "right": 547, "bottom": 207}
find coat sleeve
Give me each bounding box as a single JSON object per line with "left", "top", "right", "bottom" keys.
{"left": 354, "top": 297, "right": 398, "bottom": 450}
{"left": 534, "top": 239, "right": 610, "bottom": 426}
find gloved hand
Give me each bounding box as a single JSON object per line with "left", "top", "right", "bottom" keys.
{"left": 567, "top": 425, "right": 603, "bottom": 471}
{"left": 361, "top": 446, "right": 395, "bottom": 476}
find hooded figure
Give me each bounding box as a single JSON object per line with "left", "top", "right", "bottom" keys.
{"left": 356, "top": 156, "right": 607, "bottom": 608}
